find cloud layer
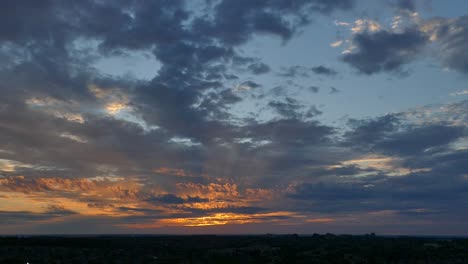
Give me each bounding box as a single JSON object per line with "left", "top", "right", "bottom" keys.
{"left": 0, "top": 0, "right": 467, "bottom": 235}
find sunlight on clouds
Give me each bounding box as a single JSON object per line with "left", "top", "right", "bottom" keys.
{"left": 335, "top": 13, "right": 431, "bottom": 56}
{"left": 333, "top": 155, "right": 431, "bottom": 177}
{"left": 305, "top": 217, "right": 335, "bottom": 223}
{"left": 60, "top": 113, "right": 85, "bottom": 123}
{"left": 176, "top": 181, "right": 240, "bottom": 201}
{"left": 351, "top": 19, "right": 381, "bottom": 33}
{"left": 87, "top": 176, "right": 125, "bottom": 182}
{"left": 402, "top": 102, "right": 468, "bottom": 127}
{"left": 330, "top": 40, "right": 344, "bottom": 47}
{"left": 46, "top": 197, "right": 126, "bottom": 217}
{"left": 168, "top": 137, "right": 202, "bottom": 147}
{"left": 392, "top": 16, "right": 403, "bottom": 30}
{"left": 342, "top": 44, "right": 356, "bottom": 54}
{"left": 392, "top": 12, "right": 419, "bottom": 32}
{"left": 234, "top": 138, "right": 272, "bottom": 147}
{"left": 60, "top": 132, "right": 88, "bottom": 143}
{"left": 0, "top": 176, "right": 147, "bottom": 218}
{"left": 26, "top": 97, "right": 58, "bottom": 107}
{"left": 450, "top": 90, "right": 468, "bottom": 96}
{"left": 88, "top": 84, "right": 108, "bottom": 99}
{"left": 334, "top": 20, "right": 350, "bottom": 27}
{"left": 154, "top": 167, "right": 193, "bottom": 177}
{"left": 0, "top": 159, "right": 18, "bottom": 172}
{"left": 0, "top": 149, "right": 14, "bottom": 154}
{"left": 88, "top": 83, "right": 159, "bottom": 132}
{"left": 88, "top": 84, "right": 130, "bottom": 115}
{"left": 233, "top": 82, "right": 255, "bottom": 92}
{"left": 0, "top": 175, "right": 144, "bottom": 203}
{"left": 420, "top": 16, "right": 467, "bottom": 43}
{"left": 0, "top": 174, "right": 288, "bottom": 228}
{"left": 0, "top": 159, "right": 33, "bottom": 172}
{"left": 105, "top": 102, "right": 128, "bottom": 115}
{"left": 127, "top": 211, "right": 298, "bottom": 228}
{"left": 419, "top": 19, "right": 442, "bottom": 42}
{"left": 172, "top": 181, "right": 276, "bottom": 211}
{"left": 26, "top": 97, "right": 85, "bottom": 123}
{"left": 0, "top": 191, "right": 49, "bottom": 213}
{"left": 450, "top": 137, "right": 468, "bottom": 150}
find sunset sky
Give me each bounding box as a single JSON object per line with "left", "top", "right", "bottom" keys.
{"left": 1, "top": 0, "right": 468, "bottom": 235}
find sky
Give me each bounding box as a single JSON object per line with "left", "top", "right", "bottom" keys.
{"left": 0, "top": 0, "right": 468, "bottom": 235}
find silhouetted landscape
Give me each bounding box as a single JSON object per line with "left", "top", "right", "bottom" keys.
{"left": 1, "top": 234, "right": 467, "bottom": 263}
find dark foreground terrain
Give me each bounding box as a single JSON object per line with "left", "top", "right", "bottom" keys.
{"left": 1, "top": 234, "right": 467, "bottom": 264}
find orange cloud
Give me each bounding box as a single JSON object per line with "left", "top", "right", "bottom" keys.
{"left": 0, "top": 175, "right": 282, "bottom": 227}
{"left": 105, "top": 102, "right": 127, "bottom": 114}
{"left": 125, "top": 211, "right": 298, "bottom": 228}
{"left": 153, "top": 167, "right": 193, "bottom": 177}
{"left": 0, "top": 176, "right": 95, "bottom": 193}
{"left": 306, "top": 217, "right": 336, "bottom": 223}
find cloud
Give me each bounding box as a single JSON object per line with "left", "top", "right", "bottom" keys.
{"left": 329, "top": 87, "right": 340, "bottom": 94}
{"left": 243, "top": 118, "right": 334, "bottom": 145}
{"left": 268, "top": 97, "right": 303, "bottom": 119}
{"left": 146, "top": 194, "right": 209, "bottom": 205}
{"left": 330, "top": 40, "right": 344, "bottom": 47}
{"left": 1, "top": 0, "right": 468, "bottom": 234}
{"left": 395, "top": 0, "right": 416, "bottom": 12}
{"left": 374, "top": 124, "right": 465, "bottom": 155}
{"left": 0, "top": 208, "right": 77, "bottom": 224}
{"left": 279, "top": 65, "right": 338, "bottom": 78}
{"left": 278, "top": 65, "right": 312, "bottom": 78}
{"left": 426, "top": 15, "right": 468, "bottom": 74}
{"left": 247, "top": 62, "right": 271, "bottom": 75}
{"left": 307, "top": 86, "right": 320, "bottom": 93}
{"left": 338, "top": 13, "right": 468, "bottom": 76}
{"left": 344, "top": 112, "right": 465, "bottom": 156}
{"left": 193, "top": 0, "right": 354, "bottom": 45}
{"left": 450, "top": 90, "right": 468, "bottom": 96}
{"left": 310, "top": 65, "right": 338, "bottom": 76}
{"left": 342, "top": 28, "right": 428, "bottom": 74}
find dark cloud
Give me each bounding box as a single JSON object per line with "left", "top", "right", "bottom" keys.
{"left": 311, "top": 65, "right": 338, "bottom": 76}
{"left": 329, "top": 87, "right": 340, "bottom": 94}
{"left": 395, "top": 0, "right": 416, "bottom": 11}
{"left": 0, "top": 206, "right": 78, "bottom": 224}
{"left": 305, "top": 106, "right": 323, "bottom": 118}
{"left": 268, "top": 97, "right": 303, "bottom": 119}
{"left": 278, "top": 65, "right": 337, "bottom": 78}
{"left": 344, "top": 114, "right": 465, "bottom": 156}
{"left": 288, "top": 182, "right": 373, "bottom": 202}
{"left": 0, "top": 0, "right": 354, "bottom": 150}
{"left": 267, "top": 98, "right": 322, "bottom": 120}
{"left": 307, "top": 86, "right": 320, "bottom": 93}
{"left": 146, "top": 194, "right": 209, "bottom": 205}
{"left": 241, "top": 80, "right": 262, "bottom": 89}
{"left": 375, "top": 124, "right": 465, "bottom": 155}
{"left": 342, "top": 28, "right": 428, "bottom": 74}
{"left": 247, "top": 62, "right": 271, "bottom": 75}
{"left": 286, "top": 145, "right": 468, "bottom": 215}
{"left": 430, "top": 15, "right": 468, "bottom": 75}
{"left": 340, "top": 15, "right": 468, "bottom": 76}
{"left": 286, "top": 176, "right": 468, "bottom": 215}
{"left": 278, "top": 66, "right": 311, "bottom": 78}
{"left": 344, "top": 114, "right": 401, "bottom": 149}
{"left": 244, "top": 118, "right": 334, "bottom": 145}
{"left": 193, "top": 0, "right": 354, "bottom": 45}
